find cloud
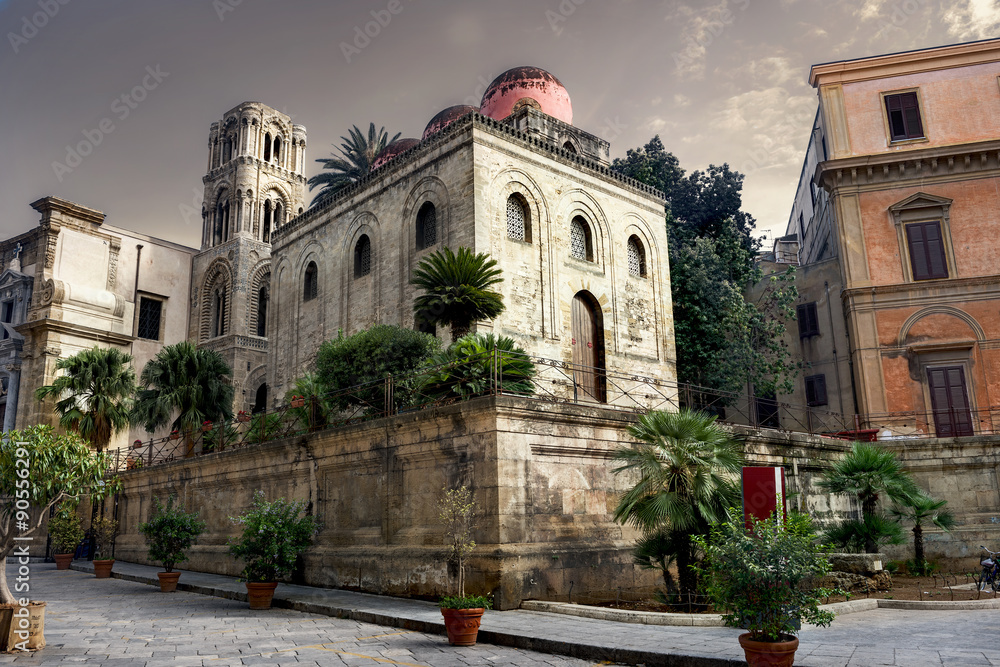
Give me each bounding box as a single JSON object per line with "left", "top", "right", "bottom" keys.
{"left": 942, "top": 0, "right": 1000, "bottom": 39}
{"left": 726, "top": 56, "right": 799, "bottom": 87}
{"left": 672, "top": 94, "right": 691, "bottom": 108}
{"left": 669, "top": 0, "right": 748, "bottom": 80}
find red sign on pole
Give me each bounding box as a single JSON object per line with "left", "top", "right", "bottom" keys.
{"left": 742, "top": 466, "right": 787, "bottom": 530}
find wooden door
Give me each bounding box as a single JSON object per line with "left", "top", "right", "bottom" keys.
{"left": 571, "top": 293, "right": 605, "bottom": 402}
{"left": 927, "top": 366, "right": 973, "bottom": 437}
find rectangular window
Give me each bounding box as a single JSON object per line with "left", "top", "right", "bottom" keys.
{"left": 805, "top": 374, "right": 828, "bottom": 407}
{"left": 797, "top": 302, "right": 820, "bottom": 338}
{"left": 136, "top": 297, "right": 162, "bottom": 341}
{"left": 906, "top": 221, "right": 948, "bottom": 280}
{"left": 0, "top": 301, "right": 12, "bottom": 341}
{"left": 927, "top": 366, "right": 973, "bottom": 437}
{"left": 884, "top": 92, "right": 924, "bottom": 141}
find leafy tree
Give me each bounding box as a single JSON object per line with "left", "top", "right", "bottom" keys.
{"left": 612, "top": 409, "right": 743, "bottom": 595}
{"left": 890, "top": 493, "right": 955, "bottom": 574}
{"left": 0, "top": 425, "right": 116, "bottom": 603}
{"left": 139, "top": 495, "right": 206, "bottom": 572}
{"left": 132, "top": 341, "right": 234, "bottom": 455}
{"left": 307, "top": 123, "right": 400, "bottom": 206}
{"left": 34, "top": 347, "right": 136, "bottom": 453}
{"left": 411, "top": 247, "right": 505, "bottom": 342}
{"left": 438, "top": 485, "right": 477, "bottom": 599}
{"left": 316, "top": 325, "right": 440, "bottom": 415}
{"left": 818, "top": 441, "right": 920, "bottom": 553}
{"left": 417, "top": 333, "right": 535, "bottom": 402}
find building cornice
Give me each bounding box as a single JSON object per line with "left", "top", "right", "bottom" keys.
{"left": 15, "top": 317, "right": 134, "bottom": 346}
{"left": 29, "top": 197, "right": 106, "bottom": 227}
{"left": 842, "top": 274, "right": 1000, "bottom": 310}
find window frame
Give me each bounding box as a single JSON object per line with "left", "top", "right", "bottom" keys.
{"left": 416, "top": 201, "right": 437, "bottom": 251}
{"left": 505, "top": 194, "right": 532, "bottom": 244}
{"left": 889, "top": 193, "right": 956, "bottom": 284}
{"left": 880, "top": 88, "right": 927, "bottom": 145}
{"left": 905, "top": 220, "right": 949, "bottom": 281}
{"left": 797, "top": 302, "right": 820, "bottom": 339}
{"left": 134, "top": 293, "right": 166, "bottom": 342}
{"left": 303, "top": 261, "right": 319, "bottom": 301}
{"left": 569, "top": 216, "right": 594, "bottom": 262}
{"left": 626, "top": 235, "right": 647, "bottom": 278}
{"left": 354, "top": 235, "right": 372, "bottom": 279}
{"left": 804, "top": 374, "right": 828, "bottom": 407}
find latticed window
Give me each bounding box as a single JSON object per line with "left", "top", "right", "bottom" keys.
{"left": 507, "top": 195, "right": 526, "bottom": 241}
{"left": 303, "top": 262, "right": 318, "bottom": 301}
{"left": 355, "top": 235, "right": 372, "bottom": 278}
{"left": 136, "top": 297, "right": 162, "bottom": 340}
{"left": 570, "top": 219, "right": 586, "bottom": 259}
{"left": 627, "top": 236, "right": 646, "bottom": 277}
{"left": 417, "top": 202, "right": 437, "bottom": 249}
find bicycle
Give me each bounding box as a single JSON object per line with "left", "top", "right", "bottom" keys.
{"left": 977, "top": 545, "right": 1000, "bottom": 592}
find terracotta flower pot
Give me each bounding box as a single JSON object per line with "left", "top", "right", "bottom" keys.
{"left": 157, "top": 571, "right": 181, "bottom": 592}
{"left": 246, "top": 582, "right": 278, "bottom": 610}
{"left": 53, "top": 553, "right": 73, "bottom": 570}
{"left": 738, "top": 633, "right": 799, "bottom": 667}
{"left": 92, "top": 559, "right": 115, "bottom": 579}
{"left": 440, "top": 607, "right": 484, "bottom": 646}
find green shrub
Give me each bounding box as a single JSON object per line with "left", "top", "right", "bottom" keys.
{"left": 228, "top": 491, "right": 319, "bottom": 583}
{"left": 285, "top": 373, "right": 332, "bottom": 431}
{"left": 417, "top": 333, "right": 535, "bottom": 402}
{"left": 91, "top": 516, "right": 118, "bottom": 560}
{"left": 48, "top": 503, "right": 84, "bottom": 555}
{"left": 439, "top": 595, "right": 492, "bottom": 609}
{"left": 822, "top": 512, "right": 904, "bottom": 553}
{"left": 138, "top": 496, "right": 206, "bottom": 572}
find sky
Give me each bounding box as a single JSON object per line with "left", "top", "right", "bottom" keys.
{"left": 1, "top": 0, "right": 997, "bottom": 248}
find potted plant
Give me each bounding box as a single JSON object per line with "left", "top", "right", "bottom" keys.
{"left": 437, "top": 485, "right": 490, "bottom": 646}
{"left": 290, "top": 395, "right": 306, "bottom": 409}
{"left": 138, "top": 496, "right": 206, "bottom": 592}
{"left": 201, "top": 420, "right": 213, "bottom": 433}
{"left": 695, "top": 510, "right": 839, "bottom": 667}
{"left": 169, "top": 429, "right": 180, "bottom": 441}
{"left": 91, "top": 516, "right": 119, "bottom": 579}
{"left": 228, "top": 491, "right": 318, "bottom": 609}
{"left": 47, "top": 502, "right": 84, "bottom": 570}
{"left": 236, "top": 410, "right": 251, "bottom": 423}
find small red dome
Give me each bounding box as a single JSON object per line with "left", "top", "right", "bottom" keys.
{"left": 422, "top": 105, "right": 478, "bottom": 140}
{"left": 480, "top": 66, "right": 572, "bottom": 125}
{"left": 371, "top": 138, "right": 420, "bottom": 170}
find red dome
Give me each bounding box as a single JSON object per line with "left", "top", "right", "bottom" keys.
{"left": 480, "top": 66, "right": 572, "bottom": 125}
{"left": 371, "top": 138, "right": 420, "bottom": 170}
{"left": 422, "top": 105, "right": 478, "bottom": 140}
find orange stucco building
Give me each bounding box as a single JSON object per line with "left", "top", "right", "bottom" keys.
{"left": 788, "top": 39, "right": 1000, "bottom": 437}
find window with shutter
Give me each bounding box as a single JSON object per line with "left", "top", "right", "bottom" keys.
{"left": 927, "top": 366, "right": 973, "bottom": 437}
{"left": 797, "top": 302, "right": 820, "bottom": 338}
{"left": 906, "top": 221, "right": 948, "bottom": 280}
{"left": 884, "top": 91, "right": 924, "bottom": 141}
{"left": 805, "top": 374, "right": 827, "bottom": 407}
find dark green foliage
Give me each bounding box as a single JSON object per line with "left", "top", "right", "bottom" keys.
{"left": 285, "top": 373, "right": 331, "bottom": 432}
{"left": 891, "top": 492, "right": 956, "bottom": 572}
{"left": 696, "top": 510, "right": 838, "bottom": 642}
{"left": 132, "top": 341, "right": 234, "bottom": 435}
{"left": 316, "top": 325, "right": 440, "bottom": 415}
{"left": 228, "top": 491, "right": 319, "bottom": 583}
{"left": 632, "top": 529, "right": 682, "bottom": 601}
{"left": 822, "top": 512, "right": 905, "bottom": 553}
{"left": 439, "top": 595, "right": 492, "bottom": 610}
{"left": 35, "top": 346, "right": 137, "bottom": 452}
{"left": 308, "top": 123, "right": 400, "bottom": 206}
{"left": 202, "top": 422, "right": 239, "bottom": 453}
{"left": 417, "top": 334, "right": 534, "bottom": 402}
{"left": 91, "top": 516, "right": 118, "bottom": 560}
{"left": 138, "top": 496, "right": 206, "bottom": 572}
{"left": 246, "top": 412, "right": 286, "bottom": 443}
{"left": 613, "top": 409, "right": 743, "bottom": 595}
{"left": 411, "top": 247, "right": 505, "bottom": 342}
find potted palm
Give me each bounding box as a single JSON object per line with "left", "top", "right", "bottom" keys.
{"left": 228, "top": 492, "right": 318, "bottom": 609}
{"left": 696, "top": 510, "right": 838, "bottom": 667}
{"left": 138, "top": 496, "right": 206, "bottom": 592}
{"left": 437, "top": 485, "right": 490, "bottom": 646}
{"left": 91, "top": 516, "right": 118, "bottom": 578}
{"left": 47, "top": 503, "right": 84, "bottom": 570}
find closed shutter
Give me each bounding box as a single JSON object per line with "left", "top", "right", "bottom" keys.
{"left": 805, "top": 374, "right": 827, "bottom": 407}
{"left": 797, "top": 303, "right": 819, "bottom": 338}
{"left": 885, "top": 92, "right": 924, "bottom": 141}
{"left": 906, "top": 222, "right": 948, "bottom": 281}
{"left": 927, "top": 366, "right": 973, "bottom": 437}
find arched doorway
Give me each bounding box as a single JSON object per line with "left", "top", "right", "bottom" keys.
{"left": 252, "top": 383, "right": 268, "bottom": 414}
{"left": 571, "top": 291, "right": 606, "bottom": 402}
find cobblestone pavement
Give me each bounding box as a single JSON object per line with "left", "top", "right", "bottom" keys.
{"left": 1, "top": 565, "right": 600, "bottom": 666}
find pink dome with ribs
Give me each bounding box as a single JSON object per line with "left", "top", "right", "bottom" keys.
{"left": 480, "top": 66, "right": 572, "bottom": 125}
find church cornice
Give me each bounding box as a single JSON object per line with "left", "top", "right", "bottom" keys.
{"left": 15, "top": 317, "right": 135, "bottom": 346}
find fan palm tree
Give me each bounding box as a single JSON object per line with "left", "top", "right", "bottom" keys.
{"left": 411, "top": 246, "right": 505, "bottom": 342}
{"left": 612, "top": 409, "right": 743, "bottom": 595}
{"left": 34, "top": 347, "right": 136, "bottom": 453}
{"left": 818, "top": 441, "right": 920, "bottom": 553}
{"left": 132, "top": 341, "right": 234, "bottom": 455}
{"left": 891, "top": 493, "right": 955, "bottom": 574}
{"left": 307, "top": 123, "right": 400, "bottom": 207}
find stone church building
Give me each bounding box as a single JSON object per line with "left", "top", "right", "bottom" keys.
{"left": 5, "top": 66, "right": 675, "bottom": 446}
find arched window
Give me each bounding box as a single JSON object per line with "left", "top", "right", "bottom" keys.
{"left": 262, "top": 201, "right": 272, "bottom": 244}
{"left": 252, "top": 383, "right": 268, "bottom": 414}
{"left": 627, "top": 235, "right": 647, "bottom": 277}
{"left": 563, "top": 141, "right": 576, "bottom": 154}
{"left": 570, "top": 216, "right": 593, "bottom": 261}
{"left": 273, "top": 137, "right": 281, "bottom": 164}
{"left": 354, "top": 235, "right": 372, "bottom": 278}
{"left": 416, "top": 202, "right": 437, "bottom": 250}
{"left": 274, "top": 202, "right": 283, "bottom": 227}
{"left": 214, "top": 196, "right": 230, "bottom": 246}
{"left": 263, "top": 132, "right": 272, "bottom": 162}
{"left": 506, "top": 194, "right": 531, "bottom": 242}
{"left": 256, "top": 285, "right": 268, "bottom": 337}
{"left": 212, "top": 288, "right": 227, "bottom": 337}
{"left": 303, "top": 261, "right": 318, "bottom": 301}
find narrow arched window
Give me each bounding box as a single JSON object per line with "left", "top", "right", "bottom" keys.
{"left": 263, "top": 132, "right": 272, "bottom": 162}
{"left": 274, "top": 202, "right": 283, "bottom": 227}
{"left": 570, "top": 216, "right": 593, "bottom": 261}
{"left": 303, "top": 262, "right": 318, "bottom": 301}
{"left": 212, "top": 288, "right": 227, "bottom": 337}
{"left": 262, "top": 201, "right": 272, "bottom": 244}
{"left": 273, "top": 137, "right": 281, "bottom": 164}
{"left": 563, "top": 141, "right": 576, "bottom": 154}
{"left": 506, "top": 194, "right": 530, "bottom": 242}
{"left": 354, "top": 235, "right": 372, "bottom": 278}
{"left": 416, "top": 202, "right": 437, "bottom": 250}
{"left": 256, "top": 286, "right": 268, "bottom": 336}
{"left": 627, "top": 235, "right": 647, "bottom": 277}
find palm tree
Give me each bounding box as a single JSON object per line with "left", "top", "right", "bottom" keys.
{"left": 612, "top": 409, "right": 743, "bottom": 596}
{"left": 891, "top": 493, "right": 955, "bottom": 574}
{"left": 818, "top": 441, "right": 920, "bottom": 553}
{"left": 307, "top": 123, "right": 400, "bottom": 207}
{"left": 411, "top": 247, "right": 505, "bottom": 342}
{"left": 132, "top": 341, "right": 234, "bottom": 455}
{"left": 34, "top": 347, "right": 136, "bottom": 453}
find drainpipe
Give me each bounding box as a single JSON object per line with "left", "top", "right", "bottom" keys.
{"left": 825, "top": 281, "right": 846, "bottom": 416}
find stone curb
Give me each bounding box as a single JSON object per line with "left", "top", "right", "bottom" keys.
{"left": 521, "top": 600, "right": 726, "bottom": 626}
{"left": 876, "top": 597, "right": 1000, "bottom": 610}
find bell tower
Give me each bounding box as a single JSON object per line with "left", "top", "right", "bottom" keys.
{"left": 190, "top": 102, "right": 306, "bottom": 412}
